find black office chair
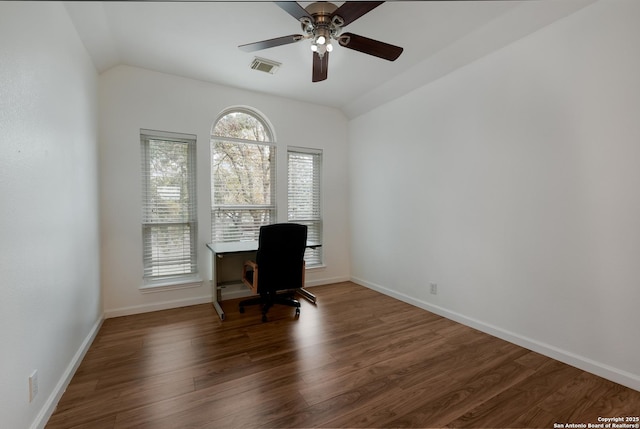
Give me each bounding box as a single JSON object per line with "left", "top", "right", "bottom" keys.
{"left": 239, "top": 223, "right": 307, "bottom": 322}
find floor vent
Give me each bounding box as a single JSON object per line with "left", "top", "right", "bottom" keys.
{"left": 250, "top": 57, "right": 281, "bottom": 74}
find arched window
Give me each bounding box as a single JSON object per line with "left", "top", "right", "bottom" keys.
{"left": 211, "top": 108, "right": 276, "bottom": 243}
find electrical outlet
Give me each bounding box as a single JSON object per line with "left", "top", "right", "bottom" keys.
{"left": 29, "top": 370, "right": 38, "bottom": 402}
{"left": 430, "top": 282, "right": 438, "bottom": 295}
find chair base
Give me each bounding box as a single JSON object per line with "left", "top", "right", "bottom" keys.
{"left": 239, "top": 290, "right": 301, "bottom": 322}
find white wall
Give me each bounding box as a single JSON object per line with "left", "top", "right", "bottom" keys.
{"left": 349, "top": 0, "right": 640, "bottom": 390}
{"left": 99, "top": 65, "right": 350, "bottom": 316}
{"left": 0, "top": 3, "right": 101, "bottom": 429}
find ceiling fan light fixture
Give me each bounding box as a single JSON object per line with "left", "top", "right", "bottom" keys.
{"left": 311, "top": 41, "right": 331, "bottom": 57}
{"left": 311, "top": 29, "right": 332, "bottom": 55}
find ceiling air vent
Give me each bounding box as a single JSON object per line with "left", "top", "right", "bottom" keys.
{"left": 250, "top": 57, "right": 281, "bottom": 74}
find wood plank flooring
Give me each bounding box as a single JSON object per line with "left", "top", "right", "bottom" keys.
{"left": 46, "top": 282, "right": 640, "bottom": 428}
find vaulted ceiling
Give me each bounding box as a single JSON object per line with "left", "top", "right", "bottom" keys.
{"left": 64, "top": 0, "right": 595, "bottom": 118}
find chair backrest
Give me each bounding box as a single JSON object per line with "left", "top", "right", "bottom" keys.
{"left": 256, "top": 223, "right": 307, "bottom": 293}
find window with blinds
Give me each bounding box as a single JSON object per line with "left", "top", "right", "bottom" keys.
{"left": 141, "top": 130, "right": 197, "bottom": 281}
{"left": 288, "top": 148, "right": 323, "bottom": 266}
{"left": 211, "top": 109, "right": 276, "bottom": 243}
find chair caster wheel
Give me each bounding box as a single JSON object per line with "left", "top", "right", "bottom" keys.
{"left": 262, "top": 314, "right": 268, "bottom": 323}
{"left": 295, "top": 308, "right": 300, "bottom": 317}
{"left": 239, "top": 306, "right": 245, "bottom": 314}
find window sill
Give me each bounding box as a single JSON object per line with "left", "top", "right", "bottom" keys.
{"left": 140, "top": 277, "right": 203, "bottom": 293}
{"left": 306, "top": 264, "right": 326, "bottom": 271}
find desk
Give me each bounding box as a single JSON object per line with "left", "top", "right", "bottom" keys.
{"left": 207, "top": 241, "right": 319, "bottom": 320}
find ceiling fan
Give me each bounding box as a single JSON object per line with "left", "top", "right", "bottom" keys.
{"left": 239, "top": 1, "right": 403, "bottom": 82}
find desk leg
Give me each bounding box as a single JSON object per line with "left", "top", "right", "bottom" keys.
{"left": 210, "top": 280, "right": 226, "bottom": 320}
{"left": 213, "top": 299, "right": 225, "bottom": 320}
{"left": 210, "top": 249, "right": 226, "bottom": 320}
{"left": 297, "top": 287, "right": 317, "bottom": 304}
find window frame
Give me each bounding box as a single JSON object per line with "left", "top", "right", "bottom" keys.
{"left": 210, "top": 108, "right": 277, "bottom": 244}
{"left": 140, "top": 129, "right": 199, "bottom": 287}
{"left": 288, "top": 146, "right": 323, "bottom": 267}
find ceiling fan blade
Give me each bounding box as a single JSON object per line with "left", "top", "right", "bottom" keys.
{"left": 312, "top": 52, "right": 328, "bottom": 82}
{"left": 275, "top": 1, "right": 313, "bottom": 22}
{"left": 331, "top": 1, "right": 384, "bottom": 27}
{"left": 239, "top": 34, "right": 304, "bottom": 52}
{"left": 339, "top": 32, "right": 403, "bottom": 61}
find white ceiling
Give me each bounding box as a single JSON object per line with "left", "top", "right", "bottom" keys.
{"left": 64, "top": 0, "right": 595, "bottom": 118}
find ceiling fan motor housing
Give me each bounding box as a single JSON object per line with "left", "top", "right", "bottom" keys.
{"left": 301, "top": 2, "right": 343, "bottom": 41}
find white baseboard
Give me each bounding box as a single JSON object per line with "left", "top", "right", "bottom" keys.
{"left": 104, "top": 275, "right": 351, "bottom": 318}
{"left": 305, "top": 275, "right": 350, "bottom": 288}
{"left": 104, "top": 277, "right": 349, "bottom": 319}
{"left": 31, "top": 315, "right": 104, "bottom": 429}
{"left": 352, "top": 276, "right": 640, "bottom": 392}
{"left": 216, "top": 276, "right": 352, "bottom": 303}
{"left": 220, "top": 283, "right": 252, "bottom": 300}
{"left": 104, "top": 295, "right": 213, "bottom": 319}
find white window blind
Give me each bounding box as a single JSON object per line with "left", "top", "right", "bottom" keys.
{"left": 211, "top": 109, "right": 276, "bottom": 243}
{"left": 288, "top": 148, "right": 322, "bottom": 266}
{"left": 141, "top": 130, "right": 197, "bottom": 280}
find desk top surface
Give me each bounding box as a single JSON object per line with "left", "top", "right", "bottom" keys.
{"left": 206, "top": 241, "right": 258, "bottom": 254}
{"left": 207, "top": 241, "right": 321, "bottom": 254}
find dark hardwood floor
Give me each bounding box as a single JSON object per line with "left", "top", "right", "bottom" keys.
{"left": 46, "top": 282, "right": 640, "bottom": 428}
